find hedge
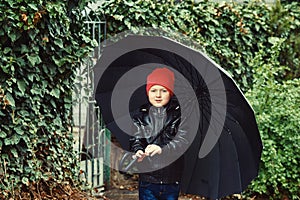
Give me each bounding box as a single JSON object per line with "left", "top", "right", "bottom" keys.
{"left": 96, "top": 0, "right": 299, "bottom": 92}
{"left": 0, "top": 0, "right": 94, "bottom": 198}
{"left": 245, "top": 38, "right": 300, "bottom": 199}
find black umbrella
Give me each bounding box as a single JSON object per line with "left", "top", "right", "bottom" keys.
{"left": 94, "top": 34, "right": 262, "bottom": 199}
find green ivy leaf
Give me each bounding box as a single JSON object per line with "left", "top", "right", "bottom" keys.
{"left": 2, "top": 63, "right": 15, "bottom": 74}
{"left": 14, "top": 126, "right": 24, "bottom": 135}
{"left": 22, "top": 177, "right": 29, "bottom": 186}
{"left": 113, "top": 14, "right": 124, "bottom": 21}
{"left": 0, "top": 131, "right": 7, "bottom": 138}
{"left": 50, "top": 88, "right": 60, "bottom": 98}
{"left": 28, "top": 3, "right": 38, "bottom": 10}
{"left": 17, "top": 80, "right": 27, "bottom": 95}
{"left": 52, "top": 56, "right": 65, "bottom": 67}
{"left": 21, "top": 44, "right": 29, "bottom": 54}
{"left": 10, "top": 147, "right": 18, "bottom": 158}
{"left": 8, "top": 32, "right": 17, "bottom": 42}
{"left": 54, "top": 38, "right": 64, "bottom": 48}
{"left": 5, "top": 92, "right": 15, "bottom": 107}
{"left": 53, "top": 117, "right": 62, "bottom": 126}
{"left": 4, "top": 47, "right": 11, "bottom": 54}
{"left": 27, "top": 54, "right": 42, "bottom": 66}
{"left": 4, "top": 134, "right": 20, "bottom": 145}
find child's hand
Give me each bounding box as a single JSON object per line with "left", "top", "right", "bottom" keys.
{"left": 135, "top": 150, "right": 146, "bottom": 162}
{"left": 145, "top": 144, "right": 162, "bottom": 157}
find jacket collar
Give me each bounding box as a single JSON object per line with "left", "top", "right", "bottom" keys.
{"left": 140, "top": 97, "right": 180, "bottom": 113}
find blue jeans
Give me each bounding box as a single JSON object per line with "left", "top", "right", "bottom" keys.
{"left": 139, "top": 181, "right": 180, "bottom": 200}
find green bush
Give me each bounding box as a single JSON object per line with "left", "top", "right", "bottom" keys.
{"left": 97, "top": 0, "right": 272, "bottom": 91}
{"left": 0, "top": 0, "right": 94, "bottom": 198}
{"left": 269, "top": 1, "right": 300, "bottom": 80}
{"left": 97, "top": 0, "right": 300, "bottom": 91}
{"left": 245, "top": 38, "right": 300, "bottom": 199}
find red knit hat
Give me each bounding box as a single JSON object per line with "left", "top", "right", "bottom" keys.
{"left": 146, "top": 68, "right": 175, "bottom": 96}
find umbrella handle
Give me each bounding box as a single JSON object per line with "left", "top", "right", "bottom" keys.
{"left": 124, "top": 156, "right": 137, "bottom": 171}
{"left": 119, "top": 152, "right": 137, "bottom": 172}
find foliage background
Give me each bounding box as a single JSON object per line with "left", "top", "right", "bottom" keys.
{"left": 0, "top": 0, "right": 95, "bottom": 198}
{"left": 94, "top": 0, "right": 299, "bottom": 199}
{"left": 246, "top": 38, "right": 300, "bottom": 200}
{"left": 97, "top": 0, "right": 299, "bottom": 92}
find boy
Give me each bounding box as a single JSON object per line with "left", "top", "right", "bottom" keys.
{"left": 130, "top": 67, "right": 189, "bottom": 200}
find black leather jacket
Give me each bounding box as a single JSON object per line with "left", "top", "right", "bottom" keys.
{"left": 130, "top": 99, "right": 189, "bottom": 184}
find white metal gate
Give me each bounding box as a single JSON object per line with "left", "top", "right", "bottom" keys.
{"left": 72, "top": 7, "right": 107, "bottom": 194}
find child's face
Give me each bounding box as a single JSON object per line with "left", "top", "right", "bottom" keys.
{"left": 148, "top": 85, "right": 171, "bottom": 107}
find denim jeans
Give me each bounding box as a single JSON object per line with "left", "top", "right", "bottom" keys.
{"left": 139, "top": 181, "right": 180, "bottom": 200}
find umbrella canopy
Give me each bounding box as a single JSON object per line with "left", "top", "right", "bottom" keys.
{"left": 94, "top": 35, "right": 262, "bottom": 199}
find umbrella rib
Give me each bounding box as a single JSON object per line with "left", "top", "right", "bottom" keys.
{"left": 173, "top": 53, "right": 206, "bottom": 91}
{"left": 226, "top": 114, "right": 261, "bottom": 176}
{"left": 183, "top": 98, "right": 207, "bottom": 193}
{"left": 227, "top": 127, "right": 244, "bottom": 193}
{"left": 180, "top": 79, "right": 208, "bottom": 190}
{"left": 217, "top": 138, "right": 222, "bottom": 198}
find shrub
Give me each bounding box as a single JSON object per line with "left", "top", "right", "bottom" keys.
{"left": 96, "top": 0, "right": 272, "bottom": 91}
{"left": 245, "top": 38, "right": 300, "bottom": 200}
{"left": 0, "top": 0, "right": 94, "bottom": 198}
{"left": 269, "top": 1, "right": 300, "bottom": 80}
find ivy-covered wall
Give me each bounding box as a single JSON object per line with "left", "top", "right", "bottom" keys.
{"left": 0, "top": 0, "right": 94, "bottom": 198}
{"left": 96, "top": 0, "right": 299, "bottom": 91}
{"left": 94, "top": 0, "right": 300, "bottom": 199}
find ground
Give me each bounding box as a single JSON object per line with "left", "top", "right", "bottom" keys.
{"left": 4, "top": 173, "right": 271, "bottom": 200}
{"left": 100, "top": 169, "right": 251, "bottom": 200}
{"left": 101, "top": 169, "right": 207, "bottom": 200}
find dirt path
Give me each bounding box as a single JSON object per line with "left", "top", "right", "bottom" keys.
{"left": 102, "top": 170, "right": 204, "bottom": 200}
{"left": 103, "top": 188, "right": 205, "bottom": 200}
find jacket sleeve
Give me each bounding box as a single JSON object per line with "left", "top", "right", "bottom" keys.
{"left": 129, "top": 116, "right": 146, "bottom": 153}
